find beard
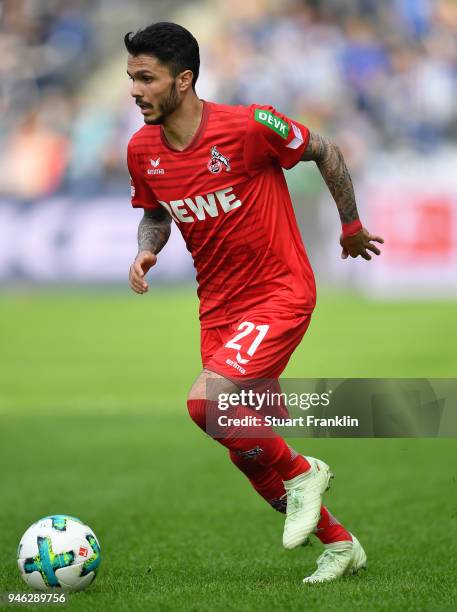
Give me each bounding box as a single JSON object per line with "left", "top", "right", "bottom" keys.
{"left": 144, "top": 81, "right": 180, "bottom": 125}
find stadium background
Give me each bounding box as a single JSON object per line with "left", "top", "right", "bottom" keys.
{"left": 1, "top": 1, "right": 456, "bottom": 610}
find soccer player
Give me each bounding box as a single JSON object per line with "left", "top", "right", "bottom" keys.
{"left": 125, "top": 22, "right": 383, "bottom": 584}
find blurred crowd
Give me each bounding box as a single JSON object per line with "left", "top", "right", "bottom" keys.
{"left": 1, "top": 0, "right": 457, "bottom": 200}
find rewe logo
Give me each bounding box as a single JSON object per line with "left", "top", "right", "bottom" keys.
{"left": 158, "top": 186, "right": 242, "bottom": 223}
{"left": 147, "top": 157, "right": 164, "bottom": 175}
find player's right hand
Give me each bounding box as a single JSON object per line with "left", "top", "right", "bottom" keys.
{"left": 129, "top": 250, "right": 157, "bottom": 294}
{"left": 340, "top": 228, "right": 384, "bottom": 261}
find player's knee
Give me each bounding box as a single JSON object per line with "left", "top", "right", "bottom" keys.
{"left": 187, "top": 369, "right": 238, "bottom": 430}
{"left": 188, "top": 369, "right": 210, "bottom": 402}
{"left": 189, "top": 368, "right": 238, "bottom": 402}
{"left": 187, "top": 373, "right": 210, "bottom": 430}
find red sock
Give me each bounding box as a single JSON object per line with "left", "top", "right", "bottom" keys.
{"left": 229, "top": 450, "right": 285, "bottom": 505}
{"left": 315, "top": 506, "right": 352, "bottom": 544}
{"left": 227, "top": 452, "right": 355, "bottom": 536}
{"left": 270, "top": 443, "right": 311, "bottom": 480}
{"left": 187, "top": 399, "right": 311, "bottom": 480}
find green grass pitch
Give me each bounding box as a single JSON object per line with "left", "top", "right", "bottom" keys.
{"left": 0, "top": 289, "right": 456, "bottom": 611}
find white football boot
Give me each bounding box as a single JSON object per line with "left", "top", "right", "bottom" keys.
{"left": 282, "top": 456, "right": 333, "bottom": 549}
{"left": 303, "top": 533, "right": 367, "bottom": 584}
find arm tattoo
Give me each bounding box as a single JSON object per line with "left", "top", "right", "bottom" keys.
{"left": 302, "top": 132, "right": 359, "bottom": 224}
{"left": 137, "top": 208, "right": 171, "bottom": 254}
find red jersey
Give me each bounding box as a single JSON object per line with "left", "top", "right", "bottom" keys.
{"left": 127, "top": 101, "right": 316, "bottom": 329}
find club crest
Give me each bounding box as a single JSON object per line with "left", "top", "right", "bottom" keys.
{"left": 207, "top": 146, "right": 231, "bottom": 174}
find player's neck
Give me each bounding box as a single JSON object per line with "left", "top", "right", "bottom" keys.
{"left": 162, "top": 95, "right": 204, "bottom": 151}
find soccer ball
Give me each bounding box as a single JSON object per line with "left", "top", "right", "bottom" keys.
{"left": 17, "top": 515, "right": 101, "bottom": 591}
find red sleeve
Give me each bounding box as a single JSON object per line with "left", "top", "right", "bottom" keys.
{"left": 127, "top": 142, "right": 161, "bottom": 210}
{"left": 244, "top": 105, "right": 310, "bottom": 172}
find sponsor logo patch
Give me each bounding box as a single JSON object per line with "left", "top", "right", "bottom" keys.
{"left": 254, "top": 109, "right": 290, "bottom": 138}
{"left": 79, "top": 546, "right": 88, "bottom": 557}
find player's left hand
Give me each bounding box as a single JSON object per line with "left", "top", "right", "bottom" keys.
{"left": 340, "top": 228, "right": 384, "bottom": 261}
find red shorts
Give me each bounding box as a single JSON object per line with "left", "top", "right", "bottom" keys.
{"left": 201, "top": 310, "right": 312, "bottom": 382}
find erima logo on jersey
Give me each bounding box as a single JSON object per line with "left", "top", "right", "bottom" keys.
{"left": 158, "top": 186, "right": 242, "bottom": 223}
{"left": 147, "top": 158, "right": 164, "bottom": 175}
{"left": 255, "top": 109, "right": 290, "bottom": 139}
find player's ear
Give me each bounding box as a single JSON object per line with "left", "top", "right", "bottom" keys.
{"left": 177, "top": 69, "right": 193, "bottom": 93}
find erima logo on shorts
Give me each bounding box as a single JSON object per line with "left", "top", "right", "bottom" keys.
{"left": 255, "top": 109, "right": 290, "bottom": 139}
{"left": 158, "top": 187, "right": 242, "bottom": 223}
{"left": 225, "top": 358, "right": 246, "bottom": 374}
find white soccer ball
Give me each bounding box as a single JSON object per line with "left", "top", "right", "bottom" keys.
{"left": 17, "top": 515, "right": 101, "bottom": 591}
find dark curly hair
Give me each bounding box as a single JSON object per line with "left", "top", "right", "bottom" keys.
{"left": 124, "top": 22, "right": 200, "bottom": 90}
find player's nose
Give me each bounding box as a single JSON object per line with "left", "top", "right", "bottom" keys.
{"left": 130, "top": 82, "right": 143, "bottom": 98}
